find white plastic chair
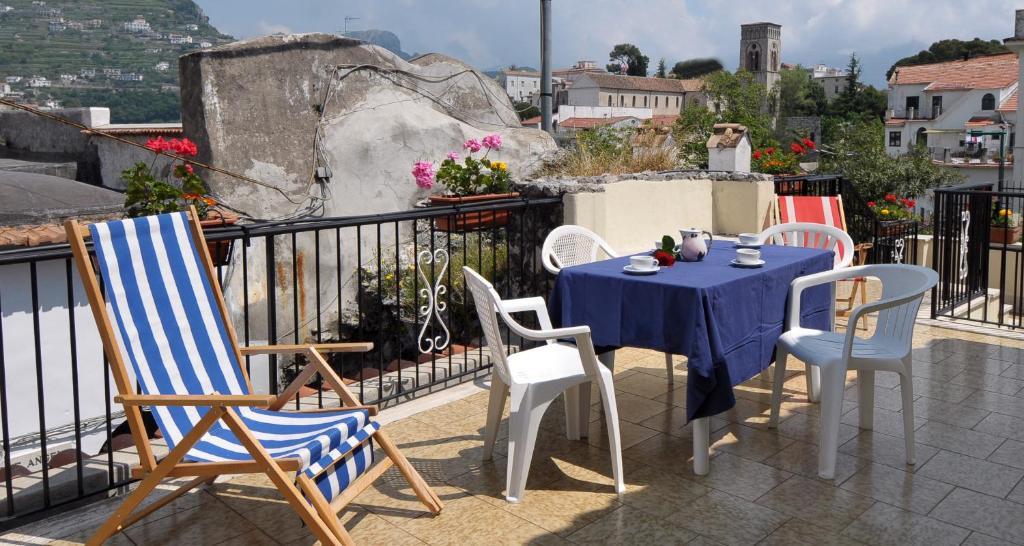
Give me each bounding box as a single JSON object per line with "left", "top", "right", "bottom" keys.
{"left": 768, "top": 264, "right": 938, "bottom": 479}
{"left": 464, "top": 266, "right": 625, "bottom": 503}
{"left": 759, "top": 222, "right": 855, "bottom": 400}
{"left": 542, "top": 225, "right": 676, "bottom": 384}
{"left": 758, "top": 222, "right": 855, "bottom": 269}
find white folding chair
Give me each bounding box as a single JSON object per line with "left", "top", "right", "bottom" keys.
{"left": 542, "top": 225, "right": 676, "bottom": 384}
{"left": 464, "top": 266, "right": 625, "bottom": 503}
{"left": 768, "top": 264, "right": 938, "bottom": 479}
{"left": 759, "top": 222, "right": 855, "bottom": 400}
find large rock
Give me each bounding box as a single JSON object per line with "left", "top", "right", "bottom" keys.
{"left": 179, "top": 33, "right": 555, "bottom": 220}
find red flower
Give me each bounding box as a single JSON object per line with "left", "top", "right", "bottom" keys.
{"left": 867, "top": 201, "right": 876, "bottom": 207}
{"left": 884, "top": 193, "right": 898, "bottom": 203}
{"left": 753, "top": 150, "right": 762, "bottom": 160}
{"left": 145, "top": 136, "right": 170, "bottom": 153}
{"left": 904, "top": 199, "right": 916, "bottom": 208}
{"left": 653, "top": 250, "right": 676, "bottom": 267}
{"left": 167, "top": 138, "right": 198, "bottom": 157}
{"left": 765, "top": 147, "right": 775, "bottom": 155}
{"left": 802, "top": 138, "right": 816, "bottom": 149}
{"left": 184, "top": 164, "right": 194, "bottom": 174}
{"left": 790, "top": 142, "right": 806, "bottom": 155}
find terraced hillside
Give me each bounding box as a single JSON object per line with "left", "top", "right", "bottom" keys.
{"left": 0, "top": 0, "right": 233, "bottom": 121}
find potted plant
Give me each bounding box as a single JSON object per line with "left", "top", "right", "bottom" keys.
{"left": 752, "top": 138, "right": 814, "bottom": 176}
{"left": 991, "top": 204, "right": 1022, "bottom": 244}
{"left": 123, "top": 136, "right": 238, "bottom": 264}
{"left": 413, "top": 134, "right": 517, "bottom": 232}
{"left": 866, "top": 193, "right": 917, "bottom": 234}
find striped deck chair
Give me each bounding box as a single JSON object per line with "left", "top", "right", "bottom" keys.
{"left": 772, "top": 194, "right": 871, "bottom": 331}
{"left": 65, "top": 209, "right": 442, "bottom": 546}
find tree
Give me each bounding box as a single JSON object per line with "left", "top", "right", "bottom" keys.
{"left": 778, "top": 65, "right": 827, "bottom": 120}
{"left": 513, "top": 100, "right": 540, "bottom": 121}
{"left": 670, "top": 58, "right": 724, "bottom": 79}
{"left": 655, "top": 58, "right": 667, "bottom": 78}
{"left": 820, "top": 118, "right": 962, "bottom": 200}
{"left": 823, "top": 53, "right": 888, "bottom": 141}
{"left": 607, "top": 43, "right": 649, "bottom": 76}
{"left": 673, "top": 70, "right": 774, "bottom": 167}
{"left": 887, "top": 38, "right": 1009, "bottom": 80}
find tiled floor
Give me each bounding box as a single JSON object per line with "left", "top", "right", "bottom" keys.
{"left": 7, "top": 323, "right": 1024, "bottom": 545}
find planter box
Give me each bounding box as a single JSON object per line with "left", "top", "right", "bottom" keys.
{"left": 428, "top": 193, "right": 519, "bottom": 232}
{"left": 876, "top": 220, "right": 915, "bottom": 237}
{"left": 199, "top": 209, "right": 239, "bottom": 266}
{"left": 990, "top": 225, "right": 1022, "bottom": 244}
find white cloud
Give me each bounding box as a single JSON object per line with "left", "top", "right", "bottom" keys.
{"left": 256, "top": 21, "right": 293, "bottom": 36}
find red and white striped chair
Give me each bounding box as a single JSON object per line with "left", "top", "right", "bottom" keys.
{"left": 772, "top": 195, "right": 871, "bottom": 330}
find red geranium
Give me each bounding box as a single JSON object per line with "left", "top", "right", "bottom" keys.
{"left": 903, "top": 198, "right": 916, "bottom": 208}
{"left": 145, "top": 136, "right": 170, "bottom": 153}
{"left": 885, "top": 193, "right": 898, "bottom": 203}
{"left": 753, "top": 150, "right": 763, "bottom": 160}
{"left": 765, "top": 147, "right": 775, "bottom": 155}
{"left": 790, "top": 142, "right": 806, "bottom": 155}
{"left": 866, "top": 201, "right": 876, "bottom": 207}
{"left": 653, "top": 249, "right": 676, "bottom": 267}
{"left": 802, "top": 137, "right": 816, "bottom": 149}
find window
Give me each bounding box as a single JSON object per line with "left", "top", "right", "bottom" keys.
{"left": 905, "top": 96, "right": 919, "bottom": 114}
{"left": 643, "top": 96, "right": 648, "bottom": 107}
{"left": 676, "top": 96, "right": 680, "bottom": 107}
{"left": 632, "top": 96, "right": 636, "bottom": 107}
{"left": 835, "top": 85, "right": 839, "bottom": 94}
{"left": 607, "top": 95, "right": 612, "bottom": 106}
{"left": 982, "top": 93, "right": 996, "bottom": 110}
{"left": 619, "top": 95, "right": 624, "bottom": 106}
{"left": 889, "top": 131, "right": 902, "bottom": 147}
{"left": 655, "top": 96, "right": 659, "bottom": 108}
{"left": 932, "top": 95, "right": 943, "bottom": 116}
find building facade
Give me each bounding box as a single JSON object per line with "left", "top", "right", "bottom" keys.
{"left": 811, "top": 64, "right": 847, "bottom": 101}
{"left": 739, "top": 22, "right": 782, "bottom": 92}
{"left": 497, "top": 69, "right": 540, "bottom": 103}
{"left": 565, "top": 73, "right": 706, "bottom": 116}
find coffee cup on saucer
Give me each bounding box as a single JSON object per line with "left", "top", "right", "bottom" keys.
{"left": 738, "top": 233, "right": 760, "bottom": 246}
{"left": 630, "top": 255, "right": 659, "bottom": 271}
{"left": 736, "top": 248, "right": 761, "bottom": 264}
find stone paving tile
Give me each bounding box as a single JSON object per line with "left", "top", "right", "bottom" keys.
{"left": 917, "top": 450, "right": 1024, "bottom": 498}
{"left": 911, "top": 395, "right": 990, "bottom": 429}
{"left": 988, "top": 438, "right": 1024, "bottom": 471}
{"left": 838, "top": 463, "right": 955, "bottom": 515}
{"left": 973, "top": 410, "right": 1024, "bottom": 441}
{"left": 961, "top": 389, "right": 1024, "bottom": 418}
{"left": 757, "top": 475, "right": 875, "bottom": 533}
{"left": 912, "top": 420, "right": 1006, "bottom": 459}
{"left": 565, "top": 505, "right": 698, "bottom": 544}
{"left": 758, "top": 518, "right": 865, "bottom": 545}
{"left": 949, "top": 369, "right": 1024, "bottom": 396}
{"left": 666, "top": 489, "right": 787, "bottom": 545}
{"left": 841, "top": 501, "right": 970, "bottom": 546}
{"left": 931, "top": 488, "right": 1024, "bottom": 543}
{"left": 763, "top": 440, "right": 869, "bottom": 484}
{"left": 840, "top": 406, "right": 924, "bottom": 438}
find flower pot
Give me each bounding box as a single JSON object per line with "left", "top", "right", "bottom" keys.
{"left": 199, "top": 209, "right": 239, "bottom": 266}
{"left": 876, "top": 220, "right": 914, "bottom": 236}
{"left": 990, "top": 225, "right": 1022, "bottom": 244}
{"left": 428, "top": 193, "right": 519, "bottom": 232}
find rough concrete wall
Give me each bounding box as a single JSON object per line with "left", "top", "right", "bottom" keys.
{"left": 179, "top": 33, "right": 556, "bottom": 347}
{"left": 95, "top": 136, "right": 175, "bottom": 190}
{"left": 0, "top": 107, "right": 108, "bottom": 185}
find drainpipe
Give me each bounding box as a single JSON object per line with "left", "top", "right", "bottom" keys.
{"left": 540, "top": 0, "right": 553, "bottom": 133}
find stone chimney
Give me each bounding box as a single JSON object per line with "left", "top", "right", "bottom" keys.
{"left": 706, "top": 123, "right": 752, "bottom": 172}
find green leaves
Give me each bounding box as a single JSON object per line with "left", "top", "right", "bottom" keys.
{"left": 661, "top": 235, "right": 676, "bottom": 253}
{"left": 436, "top": 155, "right": 511, "bottom": 196}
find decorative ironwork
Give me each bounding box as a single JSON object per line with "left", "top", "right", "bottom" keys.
{"left": 892, "top": 238, "right": 905, "bottom": 264}
{"left": 959, "top": 210, "right": 970, "bottom": 281}
{"left": 416, "top": 249, "right": 451, "bottom": 354}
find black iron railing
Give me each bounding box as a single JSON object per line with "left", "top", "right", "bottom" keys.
{"left": 774, "top": 174, "right": 919, "bottom": 265}
{"left": 0, "top": 196, "right": 561, "bottom": 528}
{"left": 931, "top": 182, "right": 1024, "bottom": 328}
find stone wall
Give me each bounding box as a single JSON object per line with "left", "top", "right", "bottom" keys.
{"left": 0, "top": 107, "right": 108, "bottom": 185}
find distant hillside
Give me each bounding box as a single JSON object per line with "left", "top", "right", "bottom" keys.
{"left": 343, "top": 29, "right": 412, "bottom": 60}
{"left": 0, "top": 0, "right": 234, "bottom": 122}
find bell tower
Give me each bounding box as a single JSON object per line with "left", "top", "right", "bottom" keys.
{"left": 739, "top": 22, "right": 782, "bottom": 93}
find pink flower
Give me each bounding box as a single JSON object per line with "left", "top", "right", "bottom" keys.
{"left": 446, "top": 151, "right": 460, "bottom": 162}
{"left": 412, "top": 161, "right": 436, "bottom": 189}
{"left": 482, "top": 134, "right": 503, "bottom": 150}
{"left": 463, "top": 138, "right": 482, "bottom": 153}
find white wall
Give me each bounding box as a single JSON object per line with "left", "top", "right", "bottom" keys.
{"left": 558, "top": 105, "right": 653, "bottom": 120}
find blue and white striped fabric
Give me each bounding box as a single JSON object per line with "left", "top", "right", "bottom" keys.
{"left": 90, "top": 212, "right": 377, "bottom": 500}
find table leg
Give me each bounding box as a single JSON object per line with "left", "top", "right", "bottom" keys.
{"left": 692, "top": 417, "right": 710, "bottom": 476}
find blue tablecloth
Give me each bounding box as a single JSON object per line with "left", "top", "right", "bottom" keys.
{"left": 548, "top": 244, "right": 834, "bottom": 420}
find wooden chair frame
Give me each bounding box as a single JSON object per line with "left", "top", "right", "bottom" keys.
{"left": 65, "top": 208, "right": 442, "bottom": 546}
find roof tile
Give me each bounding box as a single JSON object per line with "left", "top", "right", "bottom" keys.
{"left": 580, "top": 73, "right": 703, "bottom": 93}
{"left": 889, "top": 53, "right": 1018, "bottom": 90}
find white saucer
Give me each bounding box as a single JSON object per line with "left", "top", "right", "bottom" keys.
{"left": 730, "top": 259, "right": 765, "bottom": 268}
{"left": 624, "top": 264, "right": 660, "bottom": 275}
{"left": 734, "top": 242, "right": 762, "bottom": 249}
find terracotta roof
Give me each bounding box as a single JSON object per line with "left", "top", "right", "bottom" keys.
{"left": 83, "top": 123, "right": 183, "bottom": 136}
{"left": 999, "top": 89, "right": 1018, "bottom": 112}
{"left": 647, "top": 114, "right": 679, "bottom": 128}
{"left": 559, "top": 116, "right": 636, "bottom": 129}
{"left": 578, "top": 73, "right": 703, "bottom": 93}
{"left": 885, "top": 119, "right": 906, "bottom": 126}
{"left": 965, "top": 116, "right": 997, "bottom": 127}
{"left": 501, "top": 69, "right": 540, "bottom": 77}
{"left": 889, "top": 53, "right": 1018, "bottom": 90}
{"left": 0, "top": 223, "right": 68, "bottom": 248}
{"left": 520, "top": 115, "right": 541, "bottom": 126}
{"left": 706, "top": 123, "right": 749, "bottom": 149}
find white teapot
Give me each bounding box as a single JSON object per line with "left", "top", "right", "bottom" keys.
{"left": 678, "top": 228, "right": 713, "bottom": 262}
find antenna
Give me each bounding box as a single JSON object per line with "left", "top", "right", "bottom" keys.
{"left": 343, "top": 16, "right": 360, "bottom": 34}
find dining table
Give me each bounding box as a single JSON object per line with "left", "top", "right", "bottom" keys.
{"left": 547, "top": 242, "right": 834, "bottom": 475}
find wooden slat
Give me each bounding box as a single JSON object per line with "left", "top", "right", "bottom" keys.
{"left": 241, "top": 342, "right": 373, "bottom": 355}
{"left": 115, "top": 394, "right": 275, "bottom": 407}
{"left": 328, "top": 458, "right": 393, "bottom": 512}
{"left": 130, "top": 459, "right": 302, "bottom": 479}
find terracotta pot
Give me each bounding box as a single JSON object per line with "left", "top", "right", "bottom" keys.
{"left": 991, "top": 225, "right": 1022, "bottom": 244}
{"left": 199, "top": 209, "right": 239, "bottom": 266}
{"left": 428, "top": 193, "right": 519, "bottom": 232}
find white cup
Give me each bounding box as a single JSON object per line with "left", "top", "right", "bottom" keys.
{"left": 736, "top": 248, "right": 761, "bottom": 264}
{"left": 738, "top": 233, "right": 759, "bottom": 245}
{"left": 630, "top": 255, "right": 659, "bottom": 270}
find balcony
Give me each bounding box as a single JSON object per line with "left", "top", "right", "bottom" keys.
{"left": 4, "top": 314, "right": 1024, "bottom": 544}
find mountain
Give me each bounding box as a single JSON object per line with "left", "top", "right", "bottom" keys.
{"left": 343, "top": 29, "right": 412, "bottom": 60}
{"left": 0, "top": 0, "right": 234, "bottom": 122}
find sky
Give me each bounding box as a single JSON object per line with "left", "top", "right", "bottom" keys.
{"left": 193, "top": 1, "right": 1023, "bottom": 87}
